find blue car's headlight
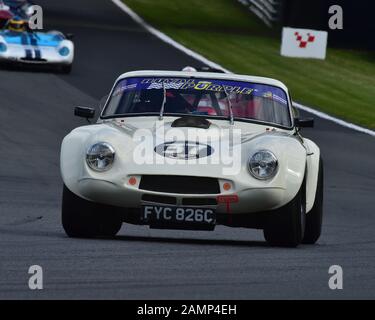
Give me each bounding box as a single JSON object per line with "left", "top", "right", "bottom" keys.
{"left": 59, "top": 47, "right": 70, "bottom": 56}
{"left": 0, "top": 43, "right": 7, "bottom": 53}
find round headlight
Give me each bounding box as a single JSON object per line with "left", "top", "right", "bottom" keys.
{"left": 59, "top": 47, "right": 70, "bottom": 56}
{"left": 86, "top": 142, "right": 115, "bottom": 172}
{"left": 248, "top": 150, "right": 278, "bottom": 180}
{"left": 0, "top": 43, "right": 7, "bottom": 53}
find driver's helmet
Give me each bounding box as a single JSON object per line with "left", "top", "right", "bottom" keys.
{"left": 6, "top": 16, "right": 28, "bottom": 32}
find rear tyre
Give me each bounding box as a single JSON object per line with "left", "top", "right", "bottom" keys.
{"left": 263, "top": 181, "right": 306, "bottom": 247}
{"left": 62, "top": 185, "right": 122, "bottom": 238}
{"left": 302, "top": 158, "right": 324, "bottom": 244}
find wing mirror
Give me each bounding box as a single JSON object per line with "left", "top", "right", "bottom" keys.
{"left": 294, "top": 117, "right": 314, "bottom": 128}
{"left": 74, "top": 106, "right": 95, "bottom": 122}
{"left": 65, "top": 33, "right": 75, "bottom": 40}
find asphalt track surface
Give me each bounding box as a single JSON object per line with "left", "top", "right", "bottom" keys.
{"left": 0, "top": 0, "right": 374, "bottom": 299}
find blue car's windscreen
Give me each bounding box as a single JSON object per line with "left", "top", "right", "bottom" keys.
{"left": 1, "top": 31, "right": 63, "bottom": 47}
{"left": 102, "top": 77, "right": 291, "bottom": 127}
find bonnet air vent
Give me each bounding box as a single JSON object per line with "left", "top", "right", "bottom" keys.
{"left": 171, "top": 116, "right": 211, "bottom": 129}
{"left": 140, "top": 175, "right": 220, "bottom": 194}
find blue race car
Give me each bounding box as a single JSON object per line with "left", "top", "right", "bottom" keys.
{"left": 0, "top": 17, "right": 74, "bottom": 73}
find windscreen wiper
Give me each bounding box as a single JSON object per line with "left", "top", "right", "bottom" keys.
{"left": 222, "top": 86, "right": 234, "bottom": 125}
{"left": 159, "top": 82, "right": 167, "bottom": 120}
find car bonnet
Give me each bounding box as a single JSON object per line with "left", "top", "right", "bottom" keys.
{"left": 1, "top": 32, "right": 62, "bottom": 47}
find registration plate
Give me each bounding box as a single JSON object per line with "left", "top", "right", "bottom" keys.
{"left": 141, "top": 205, "right": 216, "bottom": 230}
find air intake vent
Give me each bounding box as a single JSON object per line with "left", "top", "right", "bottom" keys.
{"left": 139, "top": 175, "right": 220, "bottom": 194}
{"left": 141, "top": 194, "right": 177, "bottom": 205}
{"left": 20, "top": 58, "right": 47, "bottom": 62}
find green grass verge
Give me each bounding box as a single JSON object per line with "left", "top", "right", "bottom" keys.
{"left": 124, "top": 0, "right": 375, "bottom": 129}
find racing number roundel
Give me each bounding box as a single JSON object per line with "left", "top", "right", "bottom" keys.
{"left": 155, "top": 141, "right": 213, "bottom": 160}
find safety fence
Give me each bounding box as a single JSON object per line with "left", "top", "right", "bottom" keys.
{"left": 238, "top": 0, "right": 375, "bottom": 50}
{"left": 237, "top": 0, "right": 282, "bottom": 27}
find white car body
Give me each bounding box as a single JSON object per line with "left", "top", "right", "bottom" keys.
{"left": 60, "top": 70, "right": 323, "bottom": 246}
{"left": 0, "top": 30, "right": 74, "bottom": 67}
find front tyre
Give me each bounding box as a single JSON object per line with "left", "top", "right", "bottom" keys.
{"left": 60, "top": 64, "right": 72, "bottom": 74}
{"left": 263, "top": 181, "right": 306, "bottom": 247}
{"left": 62, "top": 185, "right": 122, "bottom": 238}
{"left": 302, "top": 158, "right": 324, "bottom": 244}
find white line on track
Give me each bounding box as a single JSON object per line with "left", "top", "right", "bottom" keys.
{"left": 111, "top": 0, "right": 230, "bottom": 73}
{"left": 111, "top": 0, "right": 375, "bottom": 137}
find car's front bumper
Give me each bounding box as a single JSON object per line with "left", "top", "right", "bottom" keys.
{"left": 0, "top": 46, "right": 73, "bottom": 65}
{"left": 76, "top": 176, "right": 286, "bottom": 214}
{"left": 0, "top": 55, "right": 72, "bottom": 65}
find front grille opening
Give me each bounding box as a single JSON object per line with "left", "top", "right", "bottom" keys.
{"left": 139, "top": 175, "right": 220, "bottom": 194}
{"left": 141, "top": 194, "right": 177, "bottom": 205}
{"left": 182, "top": 198, "right": 218, "bottom": 206}
{"left": 21, "top": 58, "right": 47, "bottom": 62}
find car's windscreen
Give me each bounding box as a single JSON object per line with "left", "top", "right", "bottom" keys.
{"left": 102, "top": 77, "right": 291, "bottom": 127}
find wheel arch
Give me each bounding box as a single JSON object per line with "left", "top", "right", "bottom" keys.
{"left": 304, "top": 138, "right": 321, "bottom": 213}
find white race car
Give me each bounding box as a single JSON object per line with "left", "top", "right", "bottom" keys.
{"left": 0, "top": 25, "right": 74, "bottom": 73}
{"left": 60, "top": 70, "right": 323, "bottom": 247}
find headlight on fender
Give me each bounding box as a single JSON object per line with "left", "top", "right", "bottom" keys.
{"left": 86, "top": 142, "right": 115, "bottom": 172}
{"left": 248, "top": 150, "right": 278, "bottom": 180}
{"left": 0, "top": 43, "right": 7, "bottom": 53}
{"left": 59, "top": 47, "right": 70, "bottom": 56}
